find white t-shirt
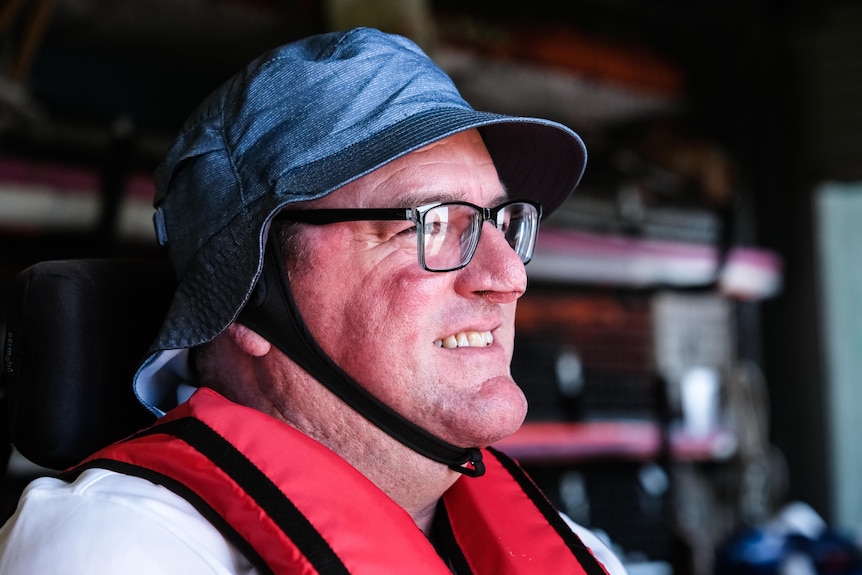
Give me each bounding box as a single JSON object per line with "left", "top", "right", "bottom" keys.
{"left": 0, "top": 468, "right": 627, "bottom": 574}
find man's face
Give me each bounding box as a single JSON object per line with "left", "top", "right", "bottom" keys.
{"left": 288, "top": 129, "right": 529, "bottom": 448}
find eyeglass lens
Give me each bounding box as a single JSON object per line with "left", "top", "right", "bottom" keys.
{"left": 419, "top": 202, "right": 538, "bottom": 271}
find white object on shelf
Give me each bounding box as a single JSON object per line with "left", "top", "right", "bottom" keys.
{"left": 680, "top": 366, "right": 721, "bottom": 438}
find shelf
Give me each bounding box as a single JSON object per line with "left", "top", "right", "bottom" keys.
{"left": 494, "top": 420, "right": 737, "bottom": 465}
{"left": 436, "top": 47, "right": 682, "bottom": 129}
{"left": 528, "top": 227, "right": 782, "bottom": 300}
{"left": 0, "top": 157, "right": 156, "bottom": 243}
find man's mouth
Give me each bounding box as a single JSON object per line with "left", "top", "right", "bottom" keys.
{"left": 434, "top": 330, "right": 494, "bottom": 349}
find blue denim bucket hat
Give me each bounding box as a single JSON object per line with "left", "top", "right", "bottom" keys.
{"left": 138, "top": 27, "right": 586, "bottom": 407}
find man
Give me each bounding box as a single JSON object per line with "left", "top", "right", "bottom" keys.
{"left": 0, "top": 28, "right": 626, "bottom": 574}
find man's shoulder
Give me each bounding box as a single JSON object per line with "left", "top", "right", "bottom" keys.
{"left": 0, "top": 468, "right": 255, "bottom": 574}
{"left": 10, "top": 467, "right": 201, "bottom": 525}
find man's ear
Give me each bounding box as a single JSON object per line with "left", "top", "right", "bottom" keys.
{"left": 226, "top": 323, "right": 272, "bottom": 357}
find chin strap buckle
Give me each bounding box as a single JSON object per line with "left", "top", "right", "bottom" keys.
{"left": 451, "top": 448, "right": 485, "bottom": 478}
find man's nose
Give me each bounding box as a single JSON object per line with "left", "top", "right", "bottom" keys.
{"left": 454, "top": 221, "right": 528, "bottom": 302}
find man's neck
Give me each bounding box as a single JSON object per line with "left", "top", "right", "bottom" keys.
{"left": 310, "top": 413, "right": 461, "bottom": 534}
{"left": 245, "top": 356, "right": 462, "bottom": 533}
{"left": 270, "top": 384, "right": 459, "bottom": 533}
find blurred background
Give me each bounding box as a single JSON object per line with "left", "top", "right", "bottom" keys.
{"left": 1, "top": 1, "right": 862, "bottom": 573}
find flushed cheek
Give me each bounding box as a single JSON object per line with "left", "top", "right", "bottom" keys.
{"left": 318, "top": 271, "right": 442, "bottom": 368}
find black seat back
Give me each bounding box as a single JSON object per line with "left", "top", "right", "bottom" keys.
{"left": 2, "top": 259, "right": 175, "bottom": 470}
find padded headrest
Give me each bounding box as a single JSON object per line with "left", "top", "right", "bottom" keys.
{"left": 2, "top": 259, "right": 175, "bottom": 470}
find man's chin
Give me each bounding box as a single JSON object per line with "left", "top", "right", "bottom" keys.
{"left": 437, "top": 381, "right": 528, "bottom": 447}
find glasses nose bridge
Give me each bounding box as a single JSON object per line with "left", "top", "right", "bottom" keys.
{"left": 474, "top": 205, "right": 516, "bottom": 258}
{"left": 477, "top": 205, "right": 498, "bottom": 229}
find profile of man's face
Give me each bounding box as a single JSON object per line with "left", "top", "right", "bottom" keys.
{"left": 286, "top": 130, "right": 530, "bottom": 448}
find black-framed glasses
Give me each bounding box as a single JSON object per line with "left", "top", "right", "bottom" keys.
{"left": 276, "top": 199, "right": 542, "bottom": 272}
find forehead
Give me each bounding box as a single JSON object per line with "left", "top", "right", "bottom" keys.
{"left": 307, "top": 130, "right": 506, "bottom": 209}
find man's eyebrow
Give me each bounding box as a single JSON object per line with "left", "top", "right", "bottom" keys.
{"left": 388, "top": 191, "right": 458, "bottom": 207}
{"left": 394, "top": 187, "right": 510, "bottom": 208}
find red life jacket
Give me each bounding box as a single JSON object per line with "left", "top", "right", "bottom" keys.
{"left": 67, "top": 388, "right": 610, "bottom": 575}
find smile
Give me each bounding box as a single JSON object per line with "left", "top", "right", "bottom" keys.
{"left": 434, "top": 330, "right": 494, "bottom": 349}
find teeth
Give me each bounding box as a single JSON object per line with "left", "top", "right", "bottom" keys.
{"left": 434, "top": 331, "right": 493, "bottom": 349}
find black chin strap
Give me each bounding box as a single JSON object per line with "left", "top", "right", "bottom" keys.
{"left": 237, "top": 232, "right": 485, "bottom": 477}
